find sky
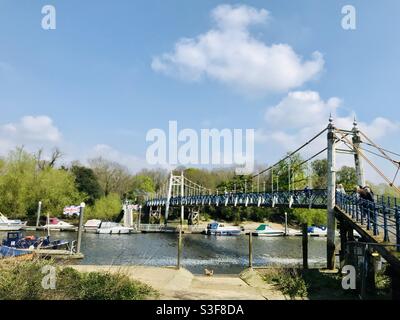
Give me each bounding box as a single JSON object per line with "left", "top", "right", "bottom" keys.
{"left": 0, "top": 0, "right": 399, "bottom": 183}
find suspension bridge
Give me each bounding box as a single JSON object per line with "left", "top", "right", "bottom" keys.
{"left": 144, "top": 116, "right": 400, "bottom": 296}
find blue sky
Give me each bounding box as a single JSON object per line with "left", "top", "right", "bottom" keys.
{"left": 0, "top": 0, "right": 399, "bottom": 182}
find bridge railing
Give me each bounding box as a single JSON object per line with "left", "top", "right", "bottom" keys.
{"left": 146, "top": 189, "right": 328, "bottom": 209}
{"left": 336, "top": 192, "right": 400, "bottom": 251}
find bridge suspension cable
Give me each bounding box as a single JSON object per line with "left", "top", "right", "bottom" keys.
{"left": 251, "top": 127, "right": 328, "bottom": 179}
{"left": 335, "top": 130, "right": 400, "bottom": 195}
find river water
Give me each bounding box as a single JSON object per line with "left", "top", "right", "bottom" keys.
{"left": 1, "top": 231, "right": 327, "bottom": 274}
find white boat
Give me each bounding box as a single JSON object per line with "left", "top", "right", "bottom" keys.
{"left": 96, "top": 222, "right": 133, "bottom": 234}
{"left": 307, "top": 225, "right": 328, "bottom": 237}
{"left": 84, "top": 219, "right": 102, "bottom": 233}
{"left": 252, "top": 224, "right": 285, "bottom": 237}
{"left": 204, "top": 222, "right": 241, "bottom": 236}
{"left": 0, "top": 213, "right": 26, "bottom": 231}
{"left": 43, "top": 218, "right": 76, "bottom": 231}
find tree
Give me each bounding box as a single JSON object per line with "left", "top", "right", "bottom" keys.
{"left": 337, "top": 166, "right": 357, "bottom": 190}
{"left": 85, "top": 193, "right": 122, "bottom": 221}
{"left": 129, "top": 174, "right": 155, "bottom": 203}
{"left": 311, "top": 159, "right": 328, "bottom": 189}
{"left": 71, "top": 165, "right": 103, "bottom": 205}
{"left": 0, "top": 148, "right": 84, "bottom": 219}
{"left": 88, "top": 157, "right": 131, "bottom": 197}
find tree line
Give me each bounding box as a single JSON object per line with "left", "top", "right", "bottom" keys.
{"left": 0, "top": 147, "right": 396, "bottom": 225}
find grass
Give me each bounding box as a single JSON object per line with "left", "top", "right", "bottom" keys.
{"left": 0, "top": 259, "right": 158, "bottom": 300}
{"left": 260, "top": 267, "right": 392, "bottom": 300}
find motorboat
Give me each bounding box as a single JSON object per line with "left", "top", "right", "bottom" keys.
{"left": 96, "top": 222, "right": 133, "bottom": 234}
{"left": 43, "top": 218, "right": 76, "bottom": 231}
{"left": 0, "top": 213, "right": 27, "bottom": 231}
{"left": 0, "top": 231, "right": 71, "bottom": 258}
{"left": 252, "top": 224, "right": 285, "bottom": 237}
{"left": 307, "top": 225, "right": 327, "bottom": 237}
{"left": 84, "top": 219, "right": 102, "bottom": 233}
{"left": 204, "top": 222, "right": 241, "bottom": 236}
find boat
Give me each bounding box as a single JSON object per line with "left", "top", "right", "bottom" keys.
{"left": 42, "top": 217, "right": 76, "bottom": 231}
{"left": 204, "top": 222, "right": 241, "bottom": 236}
{"left": 0, "top": 213, "right": 27, "bottom": 231}
{"left": 307, "top": 225, "right": 328, "bottom": 237}
{"left": 0, "top": 231, "right": 72, "bottom": 258}
{"left": 252, "top": 224, "right": 285, "bottom": 237}
{"left": 84, "top": 219, "right": 102, "bottom": 233}
{"left": 96, "top": 222, "right": 133, "bottom": 234}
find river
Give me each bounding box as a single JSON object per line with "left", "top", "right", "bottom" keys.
{"left": 1, "top": 231, "right": 327, "bottom": 274}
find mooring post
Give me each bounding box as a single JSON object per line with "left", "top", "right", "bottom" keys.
{"left": 284, "top": 212, "right": 288, "bottom": 236}
{"left": 35, "top": 201, "right": 42, "bottom": 227}
{"left": 302, "top": 223, "right": 308, "bottom": 270}
{"left": 138, "top": 205, "right": 142, "bottom": 230}
{"left": 76, "top": 202, "right": 85, "bottom": 254}
{"left": 249, "top": 231, "right": 253, "bottom": 269}
{"left": 177, "top": 227, "right": 183, "bottom": 269}
{"left": 181, "top": 171, "right": 184, "bottom": 227}
{"left": 327, "top": 116, "right": 337, "bottom": 270}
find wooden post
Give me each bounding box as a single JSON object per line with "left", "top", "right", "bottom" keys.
{"left": 390, "top": 266, "right": 400, "bottom": 300}
{"left": 249, "top": 231, "right": 253, "bottom": 269}
{"left": 302, "top": 223, "right": 308, "bottom": 270}
{"left": 327, "top": 116, "right": 337, "bottom": 270}
{"left": 339, "top": 220, "right": 348, "bottom": 268}
{"left": 76, "top": 202, "right": 85, "bottom": 254}
{"left": 284, "top": 212, "right": 288, "bottom": 236}
{"left": 177, "top": 227, "right": 183, "bottom": 269}
{"left": 36, "top": 201, "right": 42, "bottom": 227}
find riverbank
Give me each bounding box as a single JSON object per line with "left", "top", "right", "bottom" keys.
{"left": 69, "top": 265, "right": 286, "bottom": 300}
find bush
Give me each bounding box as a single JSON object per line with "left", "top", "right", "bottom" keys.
{"left": 0, "top": 260, "right": 156, "bottom": 300}
{"left": 263, "top": 268, "right": 308, "bottom": 298}
{"left": 85, "top": 193, "right": 122, "bottom": 221}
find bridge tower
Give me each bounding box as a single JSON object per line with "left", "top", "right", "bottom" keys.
{"left": 352, "top": 118, "right": 366, "bottom": 187}
{"left": 327, "top": 115, "right": 337, "bottom": 270}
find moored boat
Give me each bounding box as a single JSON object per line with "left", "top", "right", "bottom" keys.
{"left": 252, "top": 224, "right": 285, "bottom": 237}
{"left": 42, "top": 218, "right": 76, "bottom": 231}
{"left": 307, "top": 225, "right": 327, "bottom": 237}
{"left": 84, "top": 219, "right": 102, "bottom": 233}
{"left": 0, "top": 231, "right": 72, "bottom": 258}
{"left": 96, "top": 222, "right": 133, "bottom": 234}
{"left": 204, "top": 222, "right": 241, "bottom": 236}
{"left": 0, "top": 213, "right": 27, "bottom": 231}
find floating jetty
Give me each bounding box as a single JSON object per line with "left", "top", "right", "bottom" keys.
{"left": 32, "top": 249, "right": 84, "bottom": 260}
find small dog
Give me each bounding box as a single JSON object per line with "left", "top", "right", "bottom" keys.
{"left": 204, "top": 268, "right": 214, "bottom": 276}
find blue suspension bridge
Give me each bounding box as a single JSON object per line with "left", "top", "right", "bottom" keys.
{"left": 145, "top": 117, "right": 400, "bottom": 291}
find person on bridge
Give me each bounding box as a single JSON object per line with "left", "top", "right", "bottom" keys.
{"left": 336, "top": 184, "right": 346, "bottom": 194}
{"left": 357, "top": 185, "right": 375, "bottom": 203}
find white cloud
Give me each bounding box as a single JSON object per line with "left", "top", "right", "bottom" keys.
{"left": 152, "top": 4, "right": 324, "bottom": 94}
{"left": 256, "top": 91, "right": 400, "bottom": 183}
{"left": 0, "top": 115, "right": 61, "bottom": 155}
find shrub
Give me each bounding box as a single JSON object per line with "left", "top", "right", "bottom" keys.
{"left": 0, "top": 260, "right": 156, "bottom": 300}
{"left": 263, "top": 268, "right": 308, "bottom": 298}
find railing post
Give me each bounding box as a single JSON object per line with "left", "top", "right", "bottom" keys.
{"left": 395, "top": 199, "right": 400, "bottom": 252}
{"left": 373, "top": 202, "right": 378, "bottom": 236}
{"left": 383, "top": 197, "right": 389, "bottom": 242}
{"left": 302, "top": 223, "right": 309, "bottom": 270}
